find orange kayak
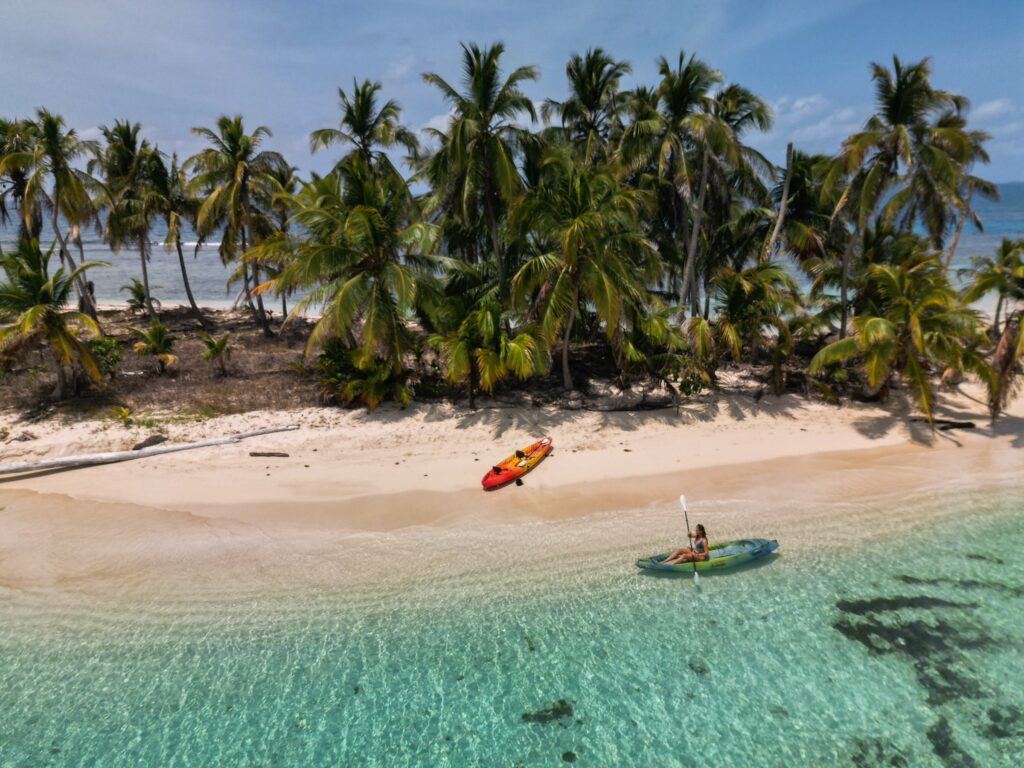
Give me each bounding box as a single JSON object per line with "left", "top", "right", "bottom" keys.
{"left": 481, "top": 437, "right": 553, "bottom": 490}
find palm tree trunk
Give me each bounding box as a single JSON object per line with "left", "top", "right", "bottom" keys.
{"left": 676, "top": 189, "right": 690, "bottom": 307}
{"left": 175, "top": 232, "right": 207, "bottom": 326}
{"left": 944, "top": 184, "right": 973, "bottom": 272}
{"left": 840, "top": 238, "right": 852, "bottom": 340}
{"left": 240, "top": 195, "right": 273, "bottom": 337}
{"left": 251, "top": 263, "right": 273, "bottom": 337}
{"left": 994, "top": 295, "right": 1003, "bottom": 337}
{"left": 139, "top": 237, "right": 156, "bottom": 318}
{"left": 561, "top": 285, "right": 579, "bottom": 390}
{"left": 50, "top": 359, "right": 67, "bottom": 401}
{"left": 681, "top": 148, "right": 711, "bottom": 315}
{"left": 764, "top": 143, "right": 793, "bottom": 261}
{"left": 483, "top": 188, "right": 504, "bottom": 299}
{"left": 50, "top": 202, "right": 96, "bottom": 319}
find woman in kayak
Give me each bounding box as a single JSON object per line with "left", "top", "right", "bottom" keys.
{"left": 659, "top": 524, "right": 709, "bottom": 564}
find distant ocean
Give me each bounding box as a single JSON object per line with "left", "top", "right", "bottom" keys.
{"left": 2, "top": 183, "right": 1022, "bottom": 307}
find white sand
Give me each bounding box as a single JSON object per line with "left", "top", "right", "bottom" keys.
{"left": 1, "top": 381, "right": 1021, "bottom": 597}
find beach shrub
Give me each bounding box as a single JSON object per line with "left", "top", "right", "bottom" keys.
{"left": 314, "top": 338, "right": 411, "bottom": 411}
{"left": 86, "top": 336, "right": 122, "bottom": 378}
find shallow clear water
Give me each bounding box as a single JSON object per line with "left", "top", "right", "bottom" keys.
{"left": 1, "top": 484, "right": 1022, "bottom": 767}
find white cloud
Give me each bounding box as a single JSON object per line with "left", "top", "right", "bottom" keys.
{"left": 791, "top": 106, "right": 862, "bottom": 142}
{"left": 973, "top": 98, "right": 1013, "bottom": 121}
{"left": 422, "top": 111, "right": 452, "bottom": 134}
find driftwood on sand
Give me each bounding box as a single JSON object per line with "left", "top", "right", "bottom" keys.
{"left": 909, "top": 418, "right": 977, "bottom": 431}
{"left": 0, "top": 425, "right": 299, "bottom": 476}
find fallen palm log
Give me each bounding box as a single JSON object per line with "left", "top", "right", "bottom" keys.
{"left": 909, "top": 418, "right": 977, "bottom": 431}
{"left": 0, "top": 424, "right": 299, "bottom": 476}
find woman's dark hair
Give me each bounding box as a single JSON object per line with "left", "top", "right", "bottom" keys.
{"left": 696, "top": 524, "right": 707, "bottom": 538}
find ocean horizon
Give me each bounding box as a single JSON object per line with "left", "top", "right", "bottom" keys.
{"left": 3, "top": 182, "right": 1022, "bottom": 309}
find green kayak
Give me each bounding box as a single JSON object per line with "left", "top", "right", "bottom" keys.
{"left": 636, "top": 538, "right": 779, "bottom": 572}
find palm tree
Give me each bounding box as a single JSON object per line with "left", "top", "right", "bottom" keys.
{"left": 425, "top": 261, "right": 547, "bottom": 407}
{"left": 421, "top": 42, "right": 538, "bottom": 297}
{"left": 120, "top": 277, "right": 160, "bottom": 314}
{"left": 961, "top": 238, "right": 1024, "bottom": 335}
{"left": 0, "top": 239, "right": 105, "bottom": 399}
{"left": 187, "top": 115, "right": 289, "bottom": 336}
{"left": 809, "top": 247, "right": 988, "bottom": 420}
{"left": 692, "top": 262, "right": 798, "bottom": 359}
{"left": 258, "top": 155, "right": 439, "bottom": 374}
{"left": 822, "top": 56, "right": 983, "bottom": 334}
{"left": 619, "top": 52, "right": 732, "bottom": 312}
{"left": 826, "top": 56, "right": 968, "bottom": 228}
{"left": 1, "top": 109, "right": 99, "bottom": 317}
{"left": 512, "top": 149, "right": 654, "bottom": 389}
{"left": 130, "top": 318, "right": 176, "bottom": 374}
{"left": 153, "top": 152, "right": 207, "bottom": 324}
{"left": 310, "top": 79, "right": 418, "bottom": 178}
{"left": 91, "top": 120, "right": 165, "bottom": 317}
{"left": 199, "top": 332, "right": 232, "bottom": 376}
{"left": 541, "top": 48, "right": 631, "bottom": 159}
{"left": 0, "top": 118, "right": 42, "bottom": 246}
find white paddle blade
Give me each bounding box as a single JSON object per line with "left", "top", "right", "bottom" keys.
{"left": 693, "top": 571, "right": 701, "bottom": 586}
{"left": 679, "top": 494, "right": 687, "bottom": 512}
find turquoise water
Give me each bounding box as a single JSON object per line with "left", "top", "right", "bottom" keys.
{"left": 1, "top": 488, "right": 1023, "bottom": 767}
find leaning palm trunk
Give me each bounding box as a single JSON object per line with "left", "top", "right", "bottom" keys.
{"left": 174, "top": 232, "right": 207, "bottom": 326}
{"left": 680, "top": 148, "right": 711, "bottom": 315}
{"left": 764, "top": 143, "right": 793, "bottom": 261}
{"left": 50, "top": 203, "right": 96, "bottom": 319}
{"left": 944, "top": 185, "right": 973, "bottom": 272}
{"left": 988, "top": 312, "right": 1023, "bottom": 422}
{"left": 138, "top": 236, "right": 156, "bottom": 317}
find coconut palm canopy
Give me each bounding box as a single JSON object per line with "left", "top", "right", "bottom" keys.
{"left": 1, "top": 45, "right": 1021, "bottom": 418}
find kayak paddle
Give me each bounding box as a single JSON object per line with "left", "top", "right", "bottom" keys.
{"left": 679, "top": 494, "right": 700, "bottom": 588}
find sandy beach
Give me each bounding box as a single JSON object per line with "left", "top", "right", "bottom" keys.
{"left": 2, "top": 383, "right": 1021, "bottom": 598}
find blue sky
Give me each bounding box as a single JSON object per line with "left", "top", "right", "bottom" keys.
{"left": 5, "top": 0, "right": 1023, "bottom": 180}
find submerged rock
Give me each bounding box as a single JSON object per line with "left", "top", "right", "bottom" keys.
{"left": 562, "top": 751, "right": 577, "bottom": 762}
{"left": 926, "top": 717, "right": 978, "bottom": 768}
{"left": 850, "top": 737, "right": 908, "bottom": 768}
{"left": 687, "top": 656, "right": 710, "bottom": 675}
{"left": 897, "top": 574, "right": 1024, "bottom": 598}
{"left": 982, "top": 704, "right": 1024, "bottom": 739}
{"left": 833, "top": 594, "right": 994, "bottom": 706}
{"left": 965, "top": 553, "right": 1005, "bottom": 565}
{"left": 522, "top": 699, "right": 573, "bottom": 724}
{"left": 835, "top": 595, "right": 975, "bottom": 616}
